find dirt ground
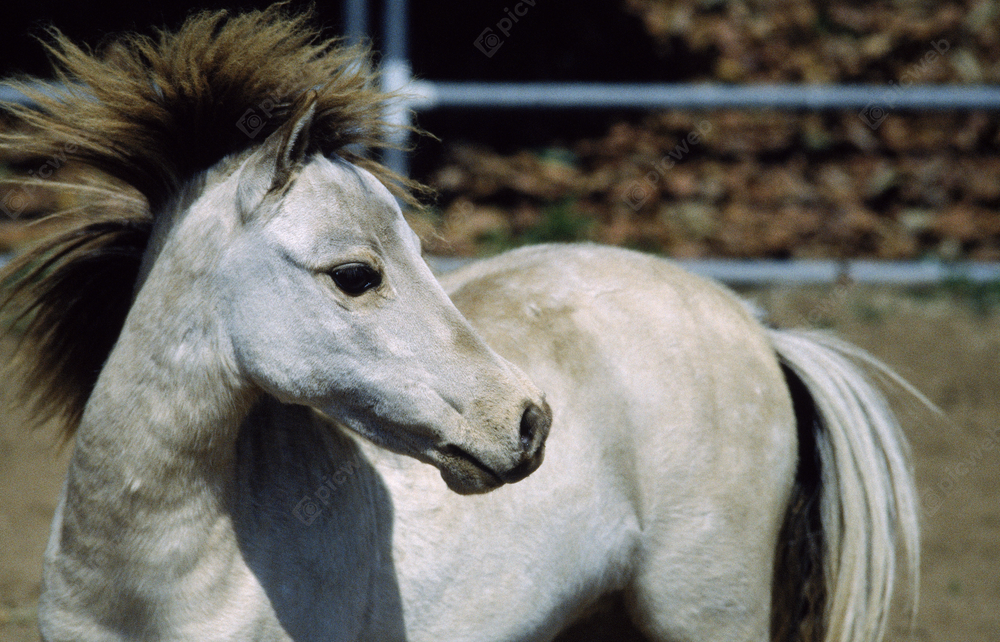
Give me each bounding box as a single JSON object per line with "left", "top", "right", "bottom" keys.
{"left": 1, "top": 284, "right": 997, "bottom": 641}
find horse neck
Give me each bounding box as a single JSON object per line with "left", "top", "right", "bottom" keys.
{"left": 70, "top": 169, "right": 254, "bottom": 518}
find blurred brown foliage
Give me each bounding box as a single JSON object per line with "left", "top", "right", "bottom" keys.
{"left": 623, "top": 0, "right": 998, "bottom": 84}
{"left": 426, "top": 110, "right": 1000, "bottom": 260}
{"left": 422, "top": 0, "right": 1000, "bottom": 260}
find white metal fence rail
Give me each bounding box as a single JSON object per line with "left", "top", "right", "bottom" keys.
{"left": 423, "top": 256, "right": 1000, "bottom": 285}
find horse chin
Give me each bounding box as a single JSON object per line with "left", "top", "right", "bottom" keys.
{"left": 436, "top": 451, "right": 507, "bottom": 495}
{"left": 439, "top": 469, "right": 505, "bottom": 495}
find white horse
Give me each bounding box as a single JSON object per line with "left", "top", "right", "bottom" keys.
{"left": 0, "top": 9, "right": 926, "bottom": 642}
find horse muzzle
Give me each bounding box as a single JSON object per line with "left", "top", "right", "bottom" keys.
{"left": 437, "top": 400, "right": 551, "bottom": 495}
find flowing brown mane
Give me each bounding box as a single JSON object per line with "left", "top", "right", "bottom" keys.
{"left": 0, "top": 7, "right": 424, "bottom": 434}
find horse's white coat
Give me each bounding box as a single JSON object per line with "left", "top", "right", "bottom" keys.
{"left": 38, "top": 115, "right": 919, "bottom": 642}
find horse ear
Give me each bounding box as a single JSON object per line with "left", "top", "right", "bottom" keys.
{"left": 236, "top": 91, "right": 319, "bottom": 220}
{"left": 271, "top": 90, "right": 318, "bottom": 192}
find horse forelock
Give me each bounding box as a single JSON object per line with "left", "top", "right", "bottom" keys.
{"left": 0, "top": 6, "right": 427, "bottom": 438}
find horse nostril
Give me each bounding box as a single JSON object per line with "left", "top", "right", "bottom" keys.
{"left": 519, "top": 402, "right": 551, "bottom": 452}
{"left": 498, "top": 402, "right": 551, "bottom": 484}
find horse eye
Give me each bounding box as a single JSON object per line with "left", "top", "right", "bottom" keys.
{"left": 330, "top": 263, "right": 382, "bottom": 296}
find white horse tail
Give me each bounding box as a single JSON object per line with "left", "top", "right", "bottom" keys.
{"left": 768, "top": 328, "right": 929, "bottom": 642}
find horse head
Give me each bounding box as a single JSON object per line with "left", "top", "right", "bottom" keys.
{"left": 212, "top": 94, "right": 551, "bottom": 493}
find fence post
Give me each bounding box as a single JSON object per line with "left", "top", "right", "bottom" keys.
{"left": 380, "top": 0, "right": 412, "bottom": 179}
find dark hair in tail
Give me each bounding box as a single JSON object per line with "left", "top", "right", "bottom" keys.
{"left": 770, "top": 363, "right": 826, "bottom": 642}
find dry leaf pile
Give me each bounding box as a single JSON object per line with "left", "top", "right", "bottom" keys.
{"left": 421, "top": 0, "right": 1000, "bottom": 259}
